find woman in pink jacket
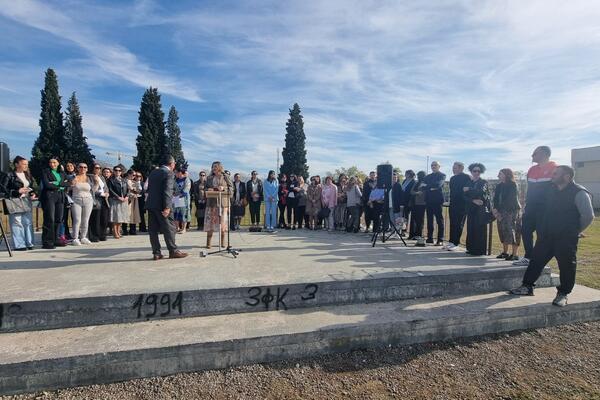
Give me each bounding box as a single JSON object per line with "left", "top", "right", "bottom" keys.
{"left": 321, "top": 176, "right": 338, "bottom": 232}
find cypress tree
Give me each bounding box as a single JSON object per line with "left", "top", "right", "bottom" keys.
{"left": 64, "top": 92, "right": 94, "bottom": 167}
{"left": 133, "top": 87, "right": 167, "bottom": 176}
{"left": 30, "top": 68, "right": 64, "bottom": 180}
{"left": 280, "top": 103, "right": 309, "bottom": 179}
{"left": 166, "top": 105, "right": 186, "bottom": 168}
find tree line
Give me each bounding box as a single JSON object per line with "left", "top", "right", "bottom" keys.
{"left": 28, "top": 68, "right": 310, "bottom": 180}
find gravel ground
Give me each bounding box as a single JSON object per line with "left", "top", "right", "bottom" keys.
{"left": 4, "top": 321, "right": 600, "bottom": 400}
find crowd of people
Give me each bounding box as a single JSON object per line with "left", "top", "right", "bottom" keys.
{"left": 1, "top": 146, "right": 595, "bottom": 307}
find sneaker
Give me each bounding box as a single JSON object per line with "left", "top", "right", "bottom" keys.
{"left": 509, "top": 285, "right": 534, "bottom": 296}
{"left": 506, "top": 255, "right": 519, "bottom": 261}
{"left": 81, "top": 238, "right": 92, "bottom": 245}
{"left": 496, "top": 252, "right": 509, "bottom": 259}
{"left": 512, "top": 257, "right": 530, "bottom": 266}
{"left": 71, "top": 239, "right": 81, "bottom": 246}
{"left": 448, "top": 245, "right": 462, "bottom": 252}
{"left": 552, "top": 293, "right": 568, "bottom": 307}
{"left": 435, "top": 240, "right": 443, "bottom": 246}
{"left": 443, "top": 243, "right": 456, "bottom": 250}
{"left": 426, "top": 238, "right": 434, "bottom": 244}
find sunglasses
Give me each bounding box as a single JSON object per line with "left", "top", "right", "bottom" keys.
{"left": 94, "top": 166, "right": 101, "bottom": 170}
{"left": 114, "top": 169, "right": 122, "bottom": 172}
{"left": 472, "top": 169, "right": 481, "bottom": 173}
{"left": 78, "top": 166, "right": 87, "bottom": 169}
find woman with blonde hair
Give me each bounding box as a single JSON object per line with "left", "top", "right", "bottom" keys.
{"left": 70, "top": 163, "right": 99, "bottom": 245}
{"left": 204, "top": 161, "right": 233, "bottom": 248}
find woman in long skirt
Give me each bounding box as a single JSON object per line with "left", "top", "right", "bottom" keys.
{"left": 107, "top": 166, "right": 129, "bottom": 239}
{"left": 463, "top": 163, "right": 491, "bottom": 256}
{"left": 204, "top": 161, "right": 233, "bottom": 248}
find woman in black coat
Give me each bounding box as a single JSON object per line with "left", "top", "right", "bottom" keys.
{"left": 40, "top": 157, "right": 69, "bottom": 249}
{"left": 463, "top": 163, "right": 491, "bottom": 256}
{"left": 492, "top": 168, "right": 521, "bottom": 261}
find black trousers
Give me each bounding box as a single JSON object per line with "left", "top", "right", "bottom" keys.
{"left": 148, "top": 209, "right": 177, "bottom": 255}
{"left": 41, "top": 191, "right": 64, "bottom": 247}
{"left": 410, "top": 205, "right": 425, "bottom": 238}
{"left": 426, "top": 203, "right": 444, "bottom": 240}
{"left": 295, "top": 205, "right": 306, "bottom": 227}
{"left": 364, "top": 205, "right": 374, "bottom": 231}
{"left": 88, "top": 203, "right": 110, "bottom": 241}
{"left": 466, "top": 211, "right": 488, "bottom": 256}
{"left": 278, "top": 202, "right": 287, "bottom": 226}
{"left": 449, "top": 205, "right": 466, "bottom": 246}
{"left": 521, "top": 205, "right": 545, "bottom": 259}
{"left": 523, "top": 233, "right": 578, "bottom": 294}
{"left": 138, "top": 197, "right": 147, "bottom": 232}
{"left": 286, "top": 197, "right": 297, "bottom": 225}
{"left": 249, "top": 200, "right": 261, "bottom": 224}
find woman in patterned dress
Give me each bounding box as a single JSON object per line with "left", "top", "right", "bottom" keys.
{"left": 204, "top": 161, "right": 233, "bottom": 249}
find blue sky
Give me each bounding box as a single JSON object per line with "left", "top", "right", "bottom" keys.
{"left": 1, "top": 0, "right": 599, "bottom": 178}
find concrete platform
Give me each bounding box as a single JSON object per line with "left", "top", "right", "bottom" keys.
{"left": 0, "top": 230, "right": 557, "bottom": 332}
{"left": 1, "top": 285, "right": 599, "bottom": 396}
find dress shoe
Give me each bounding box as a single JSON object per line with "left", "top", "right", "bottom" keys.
{"left": 153, "top": 254, "right": 164, "bottom": 261}
{"left": 169, "top": 250, "right": 188, "bottom": 259}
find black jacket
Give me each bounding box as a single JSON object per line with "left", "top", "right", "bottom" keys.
{"left": 400, "top": 178, "right": 415, "bottom": 207}
{"left": 145, "top": 166, "right": 173, "bottom": 211}
{"left": 392, "top": 181, "right": 403, "bottom": 213}
{"left": 449, "top": 173, "right": 471, "bottom": 211}
{"left": 493, "top": 181, "right": 521, "bottom": 213}
{"left": 362, "top": 179, "right": 376, "bottom": 204}
{"left": 40, "top": 168, "right": 69, "bottom": 194}
{"left": 232, "top": 180, "right": 247, "bottom": 203}
{"left": 423, "top": 171, "right": 446, "bottom": 205}
{"left": 5, "top": 171, "right": 37, "bottom": 198}
{"left": 246, "top": 179, "right": 264, "bottom": 202}
{"left": 107, "top": 176, "right": 129, "bottom": 201}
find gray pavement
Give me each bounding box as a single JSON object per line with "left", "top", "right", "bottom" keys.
{"left": 0, "top": 230, "right": 523, "bottom": 303}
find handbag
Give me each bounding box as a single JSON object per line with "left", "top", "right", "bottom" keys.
{"left": 4, "top": 197, "right": 32, "bottom": 214}
{"left": 318, "top": 207, "right": 331, "bottom": 219}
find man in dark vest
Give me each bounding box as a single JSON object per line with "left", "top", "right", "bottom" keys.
{"left": 446, "top": 161, "right": 471, "bottom": 250}
{"left": 510, "top": 165, "right": 594, "bottom": 306}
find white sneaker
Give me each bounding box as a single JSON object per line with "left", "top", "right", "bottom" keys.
{"left": 512, "top": 257, "right": 530, "bottom": 266}
{"left": 71, "top": 239, "right": 81, "bottom": 246}
{"left": 449, "top": 245, "right": 462, "bottom": 252}
{"left": 443, "top": 243, "right": 455, "bottom": 250}
{"left": 81, "top": 238, "right": 92, "bottom": 245}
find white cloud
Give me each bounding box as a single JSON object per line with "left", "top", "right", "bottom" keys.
{"left": 0, "top": 0, "right": 202, "bottom": 102}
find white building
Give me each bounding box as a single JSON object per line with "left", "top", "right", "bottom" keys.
{"left": 572, "top": 146, "right": 600, "bottom": 209}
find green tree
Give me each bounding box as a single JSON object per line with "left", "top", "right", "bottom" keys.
{"left": 332, "top": 166, "right": 367, "bottom": 182}
{"left": 133, "top": 87, "right": 167, "bottom": 176}
{"left": 280, "top": 103, "right": 309, "bottom": 179}
{"left": 166, "top": 105, "right": 186, "bottom": 168}
{"left": 63, "top": 92, "right": 94, "bottom": 167}
{"left": 30, "top": 68, "right": 64, "bottom": 180}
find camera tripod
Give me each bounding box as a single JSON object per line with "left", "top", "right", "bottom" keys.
{"left": 370, "top": 188, "right": 407, "bottom": 247}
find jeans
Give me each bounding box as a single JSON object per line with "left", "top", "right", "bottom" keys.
{"left": 325, "top": 207, "right": 335, "bottom": 230}
{"left": 265, "top": 201, "right": 277, "bottom": 229}
{"left": 71, "top": 196, "right": 94, "bottom": 240}
{"left": 347, "top": 206, "right": 360, "bottom": 231}
{"left": 9, "top": 211, "right": 34, "bottom": 249}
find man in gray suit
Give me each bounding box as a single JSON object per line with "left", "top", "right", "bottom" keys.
{"left": 146, "top": 155, "right": 188, "bottom": 260}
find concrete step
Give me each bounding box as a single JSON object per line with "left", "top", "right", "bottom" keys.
{"left": 2, "top": 285, "right": 598, "bottom": 395}
{"left": 0, "top": 265, "right": 558, "bottom": 333}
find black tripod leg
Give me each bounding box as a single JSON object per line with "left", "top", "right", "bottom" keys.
{"left": 0, "top": 218, "right": 12, "bottom": 257}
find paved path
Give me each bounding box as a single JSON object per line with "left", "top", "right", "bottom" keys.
{"left": 0, "top": 230, "right": 514, "bottom": 302}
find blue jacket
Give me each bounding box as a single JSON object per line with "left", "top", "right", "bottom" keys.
{"left": 264, "top": 179, "right": 278, "bottom": 203}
